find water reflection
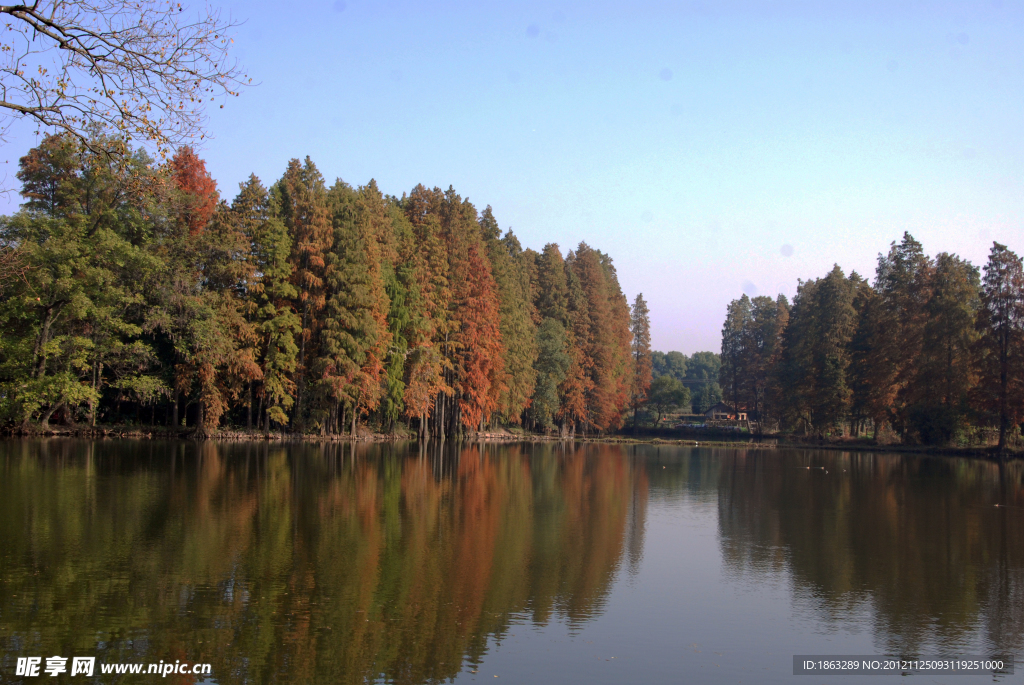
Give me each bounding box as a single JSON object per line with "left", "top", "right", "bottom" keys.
{"left": 0, "top": 440, "right": 642, "bottom": 684}
{"left": 1, "top": 441, "right": 1022, "bottom": 684}
{"left": 716, "top": 449, "right": 1024, "bottom": 657}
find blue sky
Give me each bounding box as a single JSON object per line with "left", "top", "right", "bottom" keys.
{"left": 3, "top": 0, "right": 1022, "bottom": 353}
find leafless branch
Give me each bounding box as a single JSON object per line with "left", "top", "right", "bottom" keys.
{"left": 0, "top": 0, "right": 249, "bottom": 157}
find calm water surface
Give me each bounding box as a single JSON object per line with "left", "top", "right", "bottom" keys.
{"left": 0, "top": 440, "right": 1021, "bottom": 684}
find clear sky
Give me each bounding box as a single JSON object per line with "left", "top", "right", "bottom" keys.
{"left": 3, "top": 0, "right": 1022, "bottom": 354}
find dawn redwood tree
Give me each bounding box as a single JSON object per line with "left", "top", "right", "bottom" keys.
{"left": 439, "top": 189, "right": 505, "bottom": 433}
{"left": 810, "top": 267, "right": 860, "bottom": 433}
{"left": 454, "top": 241, "right": 505, "bottom": 431}
{"left": 910, "top": 253, "right": 980, "bottom": 443}
{"left": 401, "top": 185, "right": 451, "bottom": 438}
{"left": 480, "top": 206, "right": 537, "bottom": 424}
{"left": 187, "top": 202, "right": 262, "bottom": 435}
{"left": 847, "top": 281, "right": 882, "bottom": 437}
{"left": 603, "top": 250, "right": 634, "bottom": 431}
{"left": 866, "top": 232, "right": 933, "bottom": 437}
{"left": 169, "top": 146, "right": 218, "bottom": 235}
{"left": 535, "top": 243, "right": 570, "bottom": 324}
{"left": 377, "top": 203, "right": 420, "bottom": 431}
{"left": 231, "top": 175, "right": 300, "bottom": 430}
{"left": 557, "top": 255, "right": 592, "bottom": 436}
{"left": 774, "top": 266, "right": 858, "bottom": 435}
{"left": 529, "top": 317, "right": 570, "bottom": 431}
{"left": 720, "top": 295, "right": 752, "bottom": 413}
{"left": 276, "top": 157, "right": 332, "bottom": 427}
{"left": 629, "top": 292, "right": 652, "bottom": 432}
{"left": 975, "top": 242, "right": 1024, "bottom": 450}
{"left": 748, "top": 295, "right": 789, "bottom": 426}
{"left": 570, "top": 244, "right": 620, "bottom": 432}
{"left": 315, "top": 179, "right": 392, "bottom": 436}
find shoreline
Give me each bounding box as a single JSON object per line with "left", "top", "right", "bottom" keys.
{"left": 2, "top": 425, "right": 1021, "bottom": 461}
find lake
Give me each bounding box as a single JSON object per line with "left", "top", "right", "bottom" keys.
{"left": 0, "top": 439, "right": 1021, "bottom": 684}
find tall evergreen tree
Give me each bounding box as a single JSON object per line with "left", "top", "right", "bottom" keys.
{"left": 629, "top": 293, "right": 652, "bottom": 431}
{"left": 401, "top": 185, "right": 451, "bottom": 438}
{"left": 480, "top": 206, "right": 538, "bottom": 424}
{"left": 276, "top": 158, "right": 332, "bottom": 427}
{"left": 570, "top": 243, "right": 629, "bottom": 432}
{"left": 558, "top": 253, "right": 593, "bottom": 436}
{"left": 169, "top": 146, "right": 218, "bottom": 236}
{"left": 720, "top": 295, "right": 752, "bottom": 412}
{"left": 866, "top": 232, "right": 933, "bottom": 437}
{"left": 232, "top": 175, "right": 300, "bottom": 430}
{"left": 909, "top": 253, "right": 980, "bottom": 443}
{"left": 775, "top": 267, "right": 858, "bottom": 435}
{"left": 535, "top": 242, "right": 570, "bottom": 324}
{"left": 314, "top": 179, "right": 393, "bottom": 436}
{"left": 748, "top": 295, "right": 789, "bottom": 425}
{"left": 975, "top": 242, "right": 1024, "bottom": 450}
{"left": 529, "top": 318, "right": 570, "bottom": 431}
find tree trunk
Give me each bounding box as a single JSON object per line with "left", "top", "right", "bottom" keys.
{"left": 256, "top": 391, "right": 265, "bottom": 433}
{"left": 998, "top": 339, "right": 1008, "bottom": 450}
{"left": 173, "top": 390, "right": 180, "bottom": 429}
{"left": 194, "top": 401, "right": 209, "bottom": 439}
{"left": 89, "top": 360, "right": 99, "bottom": 426}
{"left": 31, "top": 302, "right": 64, "bottom": 379}
{"left": 41, "top": 403, "right": 62, "bottom": 432}
{"left": 294, "top": 303, "right": 309, "bottom": 426}
{"left": 438, "top": 393, "right": 446, "bottom": 441}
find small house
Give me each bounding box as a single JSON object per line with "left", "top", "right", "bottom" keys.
{"left": 704, "top": 402, "right": 746, "bottom": 421}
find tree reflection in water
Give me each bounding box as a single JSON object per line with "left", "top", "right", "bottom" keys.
{"left": 716, "top": 449, "right": 1024, "bottom": 657}
{"left": 0, "top": 440, "right": 640, "bottom": 684}
{"left": 2, "top": 441, "right": 1022, "bottom": 683}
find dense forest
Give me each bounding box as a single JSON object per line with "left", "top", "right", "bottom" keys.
{"left": 0, "top": 134, "right": 644, "bottom": 438}
{"left": 720, "top": 233, "right": 1024, "bottom": 448}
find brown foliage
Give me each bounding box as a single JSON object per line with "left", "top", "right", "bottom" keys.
{"left": 169, "top": 146, "right": 218, "bottom": 235}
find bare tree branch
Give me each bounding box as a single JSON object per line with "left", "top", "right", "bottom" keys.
{"left": 0, "top": 0, "right": 249, "bottom": 157}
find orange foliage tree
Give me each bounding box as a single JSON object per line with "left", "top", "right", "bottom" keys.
{"left": 169, "top": 146, "right": 218, "bottom": 235}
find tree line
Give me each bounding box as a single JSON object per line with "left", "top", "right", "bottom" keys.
{"left": 632, "top": 350, "right": 725, "bottom": 427}
{"left": 720, "top": 233, "right": 1024, "bottom": 448}
{"left": 0, "top": 133, "right": 643, "bottom": 438}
